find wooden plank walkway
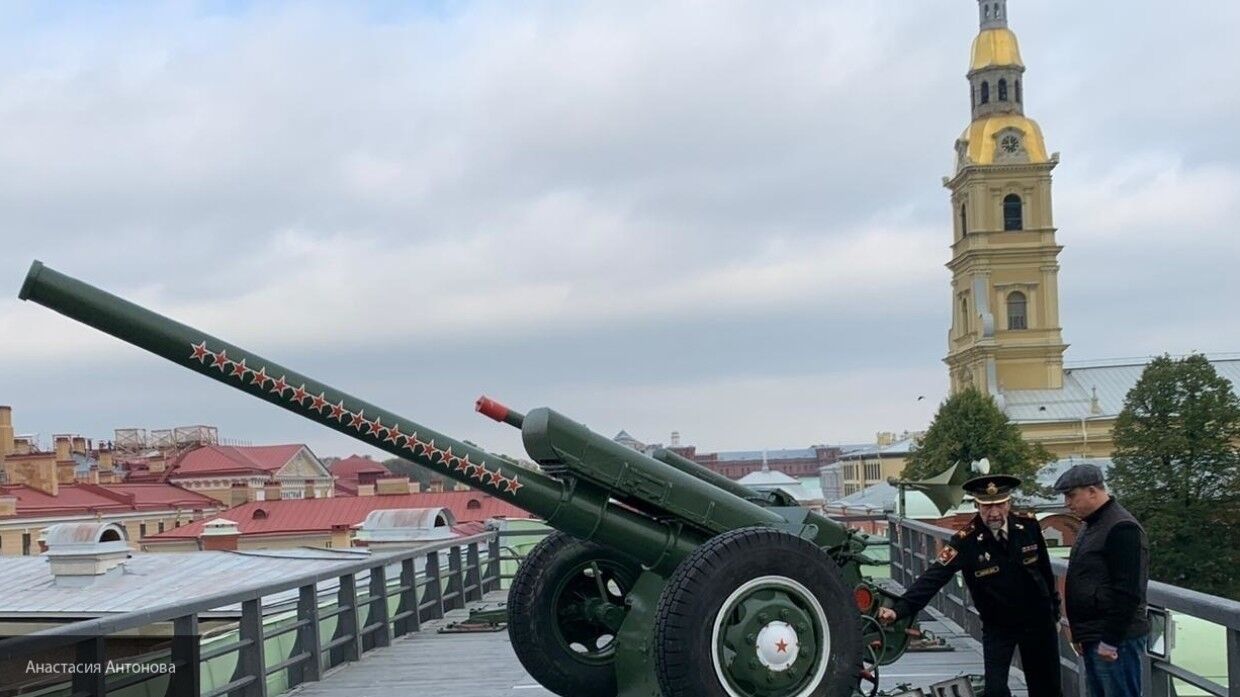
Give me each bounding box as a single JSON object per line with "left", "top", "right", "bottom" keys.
{"left": 292, "top": 592, "right": 1027, "bottom": 697}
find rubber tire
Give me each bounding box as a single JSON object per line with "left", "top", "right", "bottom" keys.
{"left": 507, "top": 531, "right": 642, "bottom": 697}
{"left": 654, "top": 527, "right": 863, "bottom": 697}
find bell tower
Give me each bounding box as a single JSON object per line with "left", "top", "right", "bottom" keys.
{"left": 944, "top": 0, "right": 1068, "bottom": 396}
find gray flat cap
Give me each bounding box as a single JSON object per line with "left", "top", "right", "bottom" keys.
{"left": 1053, "top": 463, "right": 1105, "bottom": 493}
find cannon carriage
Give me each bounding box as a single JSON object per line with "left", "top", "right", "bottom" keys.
{"left": 19, "top": 261, "right": 951, "bottom": 697}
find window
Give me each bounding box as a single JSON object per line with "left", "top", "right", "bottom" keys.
{"left": 22, "top": 533, "right": 31, "bottom": 556}
{"left": 1003, "top": 194, "right": 1023, "bottom": 230}
{"left": 865, "top": 462, "right": 881, "bottom": 481}
{"left": 959, "top": 203, "right": 968, "bottom": 234}
{"left": 140, "top": 523, "right": 147, "bottom": 538}
{"left": 970, "top": 85, "right": 975, "bottom": 109}
{"left": 980, "top": 81, "right": 990, "bottom": 104}
{"left": 961, "top": 296, "right": 969, "bottom": 328}
{"left": 1007, "top": 291, "right": 1028, "bottom": 330}
{"left": 1015, "top": 79, "right": 1022, "bottom": 103}
{"left": 998, "top": 78, "right": 1008, "bottom": 101}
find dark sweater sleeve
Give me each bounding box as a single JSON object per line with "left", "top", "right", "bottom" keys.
{"left": 1100, "top": 523, "right": 1143, "bottom": 645}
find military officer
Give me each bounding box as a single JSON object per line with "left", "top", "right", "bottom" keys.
{"left": 878, "top": 474, "right": 1063, "bottom": 697}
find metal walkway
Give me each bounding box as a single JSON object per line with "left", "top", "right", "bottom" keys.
{"left": 289, "top": 592, "right": 1028, "bottom": 697}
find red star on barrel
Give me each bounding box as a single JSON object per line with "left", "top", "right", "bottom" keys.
{"left": 212, "top": 350, "right": 230, "bottom": 370}
{"left": 420, "top": 440, "right": 439, "bottom": 459}
{"left": 250, "top": 367, "right": 271, "bottom": 388}
{"left": 290, "top": 384, "right": 309, "bottom": 404}
{"left": 366, "top": 418, "right": 386, "bottom": 437}
{"left": 310, "top": 392, "right": 328, "bottom": 412}
{"left": 472, "top": 465, "right": 490, "bottom": 482}
{"left": 230, "top": 359, "right": 250, "bottom": 379}
{"left": 329, "top": 400, "right": 348, "bottom": 421}
{"left": 504, "top": 476, "right": 523, "bottom": 494}
{"left": 404, "top": 435, "right": 421, "bottom": 452}
{"left": 190, "top": 342, "right": 210, "bottom": 362}
{"left": 775, "top": 639, "right": 788, "bottom": 653}
{"left": 270, "top": 375, "right": 289, "bottom": 396}
{"left": 453, "top": 454, "right": 470, "bottom": 473}
{"left": 440, "top": 447, "right": 456, "bottom": 467}
{"left": 486, "top": 468, "right": 505, "bottom": 486}
{"left": 349, "top": 410, "right": 367, "bottom": 430}
{"left": 384, "top": 424, "right": 404, "bottom": 444}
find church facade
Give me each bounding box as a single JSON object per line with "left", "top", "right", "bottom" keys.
{"left": 942, "top": 0, "right": 1240, "bottom": 459}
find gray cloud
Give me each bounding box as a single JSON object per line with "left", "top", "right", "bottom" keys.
{"left": 1, "top": 0, "right": 1237, "bottom": 460}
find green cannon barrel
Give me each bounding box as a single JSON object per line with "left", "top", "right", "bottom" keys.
{"left": 19, "top": 261, "right": 703, "bottom": 574}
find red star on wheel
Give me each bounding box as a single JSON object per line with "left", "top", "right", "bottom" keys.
{"left": 329, "top": 400, "right": 348, "bottom": 421}
{"left": 384, "top": 424, "right": 404, "bottom": 444}
{"left": 309, "top": 392, "right": 328, "bottom": 412}
{"left": 775, "top": 639, "right": 788, "bottom": 653}
{"left": 503, "top": 475, "right": 523, "bottom": 494}
{"left": 349, "top": 410, "right": 367, "bottom": 430}
{"left": 366, "top": 417, "right": 386, "bottom": 437}
{"left": 211, "top": 350, "right": 230, "bottom": 370}
{"left": 190, "top": 342, "right": 210, "bottom": 362}
{"left": 290, "top": 384, "right": 309, "bottom": 404}
{"left": 270, "top": 375, "right": 289, "bottom": 396}
{"left": 230, "top": 359, "right": 250, "bottom": 379}
{"left": 250, "top": 367, "right": 271, "bottom": 388}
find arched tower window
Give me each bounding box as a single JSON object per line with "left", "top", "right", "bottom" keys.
{"left": 1003, "top": 193, "right": 1023, "bottom": 230}
{"left": 984, "top": 5, "right": 990, "bottom": 19}
{"left": 998, "top": 78, "right": 1008, "bottom": 101}
{"left": 959, "top": 203, "right": 968, "bottom": 234}
{"left": 1007, "top": 291, "right": 1028, "bottom": 330}
{"left": 1015, "top": 79, "right": 1022, "bottom": 103}
{"left": 960, "top": 297, "right": 969, "bottom": 328}
{"left": 980, "top": 81, "right": 990, "bottom": 104}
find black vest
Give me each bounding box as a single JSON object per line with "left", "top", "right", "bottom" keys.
{"left": 1064, "top": 499, "right": 1150, "bottom": 643}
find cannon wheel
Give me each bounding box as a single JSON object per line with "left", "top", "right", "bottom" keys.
{"left": 507, "top": 531, "right": 642, "bottom": 697}
{"left": 653, "top": 527, "right": 863, "bottom": 697}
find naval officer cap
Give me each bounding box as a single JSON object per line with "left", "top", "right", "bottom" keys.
{"left": 963, "top": 474, "right": 1021, "bottom": 504}
{"left": 1052, "top": 463, "right": 1105, "bottom": 493}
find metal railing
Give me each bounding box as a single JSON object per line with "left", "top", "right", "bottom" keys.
{"left": 889, "top": 516, "right": 1240, "bottom": 697}
{"left": 0, "top": 530, "right": 501, "bottom": 697}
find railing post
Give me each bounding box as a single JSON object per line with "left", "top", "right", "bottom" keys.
{"left": 465, "top": 543, "right": 482, "bottom": 602}
{"left": 170, "top": 614, "right": 201, "bottom": 697}
{"left": 293, "top": 584, "right": 322, "bottom": 685}
{"left": 1227, "top": 626, "right": 1240, "bottom": 697}
{"left": 446, "top": 546, "right": 465, "bottom": 611}
{"left": 333, "top": 574, "right": 361, "bottom": 665}
{"left": 234, "top": 598, "right": 267, "bottom": 697}
{"left": 396, "top": 557, "right": 421, "bottom": 635}
{"left": 368, "top": 565, "right": 393, "bottom": 648}
{"left": 423, "top": 550, "right": 445, "bottom": 622}
{"left": 485, "top": 531, "right": 501, "bottom": 593}
{"left": 72, "top": 636, "right": 106, "bottom": 697}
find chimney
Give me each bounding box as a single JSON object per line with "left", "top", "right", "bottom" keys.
{"left": 55, "top": 436, "right": 71, "bottom": 462}
{"left": 44, "top": 522, "right": 131, "bottom": 587}
{"left": 357, "top": 483, "right": 375, "bottom": 497}
{"left": 3, "top": 453, "right": 59, "bottom": 495}
{"left": 199, "top": 518, "right": 241, "bottom": 551}
{"left": 98, "top": 449, "right": 114, "bottom": 472}
{"left": 0, "top": 495, "right": 16, "bottom": 517}
{"left": 57, "top": 461, "right": 76, "bottom": 484}
{"left": 71, "top": 436, "right": 87, "bottom": 454}
{"left": 262, "top": 483, "right": 282, "bottom": 501}
{"left": 375, "top": 476, "right": 411, "bottom": 496}
{"left": 671, "top": 431, "right": 681, "bottom": 447}
{"left": 428, "top": 479, "right": 444, "bottom": 493}
{"left": 0, "top": 406, "right": 14, "bottom": 457}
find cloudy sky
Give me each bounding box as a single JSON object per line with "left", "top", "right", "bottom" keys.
{"left": 2, "top": 0, "right": 1238, "bottom": 462}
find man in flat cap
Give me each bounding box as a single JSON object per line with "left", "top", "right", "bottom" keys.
{"left": 879, "top": 474, "right": 1062, "bottom": 696}
{"left": 1054, "top": 463, "right": 1149, "bottom": 697}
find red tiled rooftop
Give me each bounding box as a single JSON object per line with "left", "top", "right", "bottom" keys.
{"left": 330, "top": 455, "right": 390, "bottom": 480}
{"left": 172, "top": 444, "right": 306, "bottom": 476}
{"left": 146, "top": 490, "right": 533, "bottom": 540}
{"left": 0, "top": 483, "right": 221, "bottom": 519}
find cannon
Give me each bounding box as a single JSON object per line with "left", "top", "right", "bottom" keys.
{"left": 19, "top": 261, "right": 956, "bottom": 697}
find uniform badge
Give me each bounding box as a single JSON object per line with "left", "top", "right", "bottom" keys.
{"left": 1022, "top": 544, "right": 1038, "bottom": 553}
{"left": 979, "top": 551, "right": 991, "bottom": 563}
{"left": 937, "top": 546, "right": 958, "bottom": 565}
{"left": 975, "top": 566, "right": 1000, "bottom": 578}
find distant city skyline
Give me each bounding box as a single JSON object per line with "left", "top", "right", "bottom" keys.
{"left": 2, "top": 1, "right": 1238, "bottom": 462}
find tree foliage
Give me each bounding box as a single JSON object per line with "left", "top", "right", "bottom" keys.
{"left": 901, "top": 387, "right": 1053, "bottom": 491}
{"left": 1110, "top": 354, "right": 1240, "bottom": 599}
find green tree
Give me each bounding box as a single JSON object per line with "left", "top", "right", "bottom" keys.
{"left": 901, "top": 387, "right": 1053, "bottom": 490}
{"left": 1110, "top": 354, "right": 1240, "bottom": 599}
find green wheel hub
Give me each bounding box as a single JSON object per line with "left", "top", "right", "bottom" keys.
{"left": 551, "top": 560, "right": 637, "bottom": 665}
{"left": 711, "top": 575, "right": 830, "bottom": 697}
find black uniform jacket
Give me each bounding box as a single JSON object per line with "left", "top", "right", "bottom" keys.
{"left": 894, "top": 512, "right": 1061, "bottom": 630}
